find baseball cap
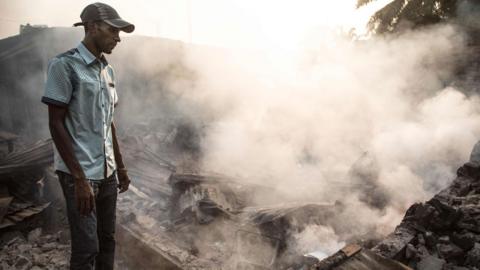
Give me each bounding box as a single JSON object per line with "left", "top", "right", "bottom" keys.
{"left": 73, "top": 2, "right": 135, "bottom": 33}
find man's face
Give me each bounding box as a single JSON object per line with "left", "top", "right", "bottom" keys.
{"left": 92, "top": 22, "right": 121, "bottom": 54}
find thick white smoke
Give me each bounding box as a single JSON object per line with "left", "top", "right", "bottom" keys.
{"left": 173, "top": 24, "right": 480, "bottom": 252}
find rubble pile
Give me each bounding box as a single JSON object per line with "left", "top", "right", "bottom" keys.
{"left": 0, "top": 138, "right": 56, "bottom": 229}
{"left": 371, "top": 161, "right": 480, "bottom": 270}
{"left": 118, "top": 167, "right": 379, "bottom": 269}
{"left": 2, "top": 119, "right": 479, "bottom": 270}
{"left": 0, "top": 228, "right": 70, "bottom": 270}
{"left": 115, "top": 121, "right": 386, "bottom": 269}
{"left": 0, "top": 134, "right": 70, "bottom": 269}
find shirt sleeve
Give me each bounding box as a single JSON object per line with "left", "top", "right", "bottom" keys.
{"left": 41, "top": 57, "right": 73, "bottom": 107}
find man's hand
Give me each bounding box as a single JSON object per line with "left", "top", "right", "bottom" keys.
{"left": 75, "top": 178, "right": 94, "bottom": 216}
{"left": 117, "top": 168, "right": 130, "bottom": 193}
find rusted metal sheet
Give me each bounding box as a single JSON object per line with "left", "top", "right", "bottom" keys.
{"left": 0, "top": 202, "right": 50, "bottom": 229}
{"left": 341, "top": 244, "right": 362, "bottom": 257}
{"left": 116, "top": 224, "right": 183, "bottom": 270}
{"left": 313, "top": 245, "right": 412, "bottom": 270}
{"left": 334, "top": 248, "right": 412, "bottom": 270}
{"left": 0, "top": 139, "right": 53, "bottom": 178}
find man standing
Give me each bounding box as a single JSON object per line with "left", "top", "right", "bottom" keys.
{"left": 42, "top": 3, "right": 133, "bottom": 269}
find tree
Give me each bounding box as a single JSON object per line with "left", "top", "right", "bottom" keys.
{"left": 358, "top": 0, "right": 457, "bottom": 33}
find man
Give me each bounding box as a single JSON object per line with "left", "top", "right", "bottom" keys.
{"left": 41, "top": 3, "right": 134, "bottom": 269}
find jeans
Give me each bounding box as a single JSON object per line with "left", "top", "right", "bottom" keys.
{"left": 58, "top": 171, "right": 118, "bottom": 270}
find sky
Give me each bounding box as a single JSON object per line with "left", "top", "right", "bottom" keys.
{"left": 0, "top": 0, "right": 392, "bottom": 49}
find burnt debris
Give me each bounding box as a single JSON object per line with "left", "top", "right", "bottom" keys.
{"left": 0, "top": 135, "right": 71, "bottom": 269}
{"left": 368, "top": 161, "right": 480, "bottom": 270}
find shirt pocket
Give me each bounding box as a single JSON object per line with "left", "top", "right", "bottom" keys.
{"left": 78, "top": 79, "right": 101, "bottom": 104}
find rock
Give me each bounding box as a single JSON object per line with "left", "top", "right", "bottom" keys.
{"left": 424, "top": 231, "right": 437, "bottom": 249}
{"left": 1, "top": 261, "right": 11, "bottom": 270}
{"left": 33, "top": 253, "right": 50, "bottom": 266}
{"left": 56, "top": 244, "right": 70, "bottom": 250}
{"left": 27, "top": 228, "right": 42, "bottom": 243}
{"left": 465, "top": 243, "right": 480, "bottom": 267}
{"left": 437, "top": 243, "right": 464, "bottom": 260}
{"left": 451, "top": 232, "right": 476, "bottom": 251}
{"left": 0, "top": 231, "right": 25, "bottom": 247}
{"left": 458, "top": 160, "right": 480, "bottom": 180}
{"left": 405, "top": 243, "right": 417, "bottom": 259}
{"left": 49, "top": 251, "right": 68, "bottom": 267}
{"left": 40, "top": 242, "right": 57, "bottom": 252}
{"left": 57, "top": 230, "right": 70, "bottom": 245}
{"left": 438, "top": 236, "right": 450, "bottom": 244}
{"left": 13, "top": 255, "right": 32, "bottom": 270}
{"left": 417, "top": 245, "right": 430, "bottom": 257}
{"left": 428, "top": 198, "right": 462, "bottom": 230}
{"left": 413, "top": 203, "right": 436, "bottom": 225}
{"left": 417, "top": 255, "right": 445, "bottom": 270}
{"left": 30, "top": 266, "right": 43, "bottom": 270}
{"left": 442, "top": 263, "right": 471, "bottom": 270}
{"left": 38, "top": 234, "right": 55, "bottom": 245}
{"left": 418, "top": 233, "right": 426, "bottom": 246}
{"left": 16, "top": 243, "right": 33, "bottom": 254}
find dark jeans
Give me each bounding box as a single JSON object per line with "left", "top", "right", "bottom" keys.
{"left": 58, "top": 171, "right": 118, "bottom": 270}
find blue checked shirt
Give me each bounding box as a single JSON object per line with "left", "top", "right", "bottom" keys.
{"left": 42, "top": 42, "right": 118, "bottom": 180}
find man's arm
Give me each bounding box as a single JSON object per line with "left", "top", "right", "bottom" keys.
{"left": 48, "top": 104, "right": 94, "bottom": 215}
{"left": 111, "top": 121, "right": 130, "bottom": 193}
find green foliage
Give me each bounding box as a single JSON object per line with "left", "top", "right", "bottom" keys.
{"left": 358, "top": 0, "right": 458, "bottom": 33}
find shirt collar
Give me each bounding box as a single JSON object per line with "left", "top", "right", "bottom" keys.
{"left": 77, "top": 42, "right": 108, "bottom": 66}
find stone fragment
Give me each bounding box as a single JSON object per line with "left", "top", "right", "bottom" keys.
{"left": 38, "top": 234, "right": 55, "bottom": 245}
{"left": 465, "top": 243, "right": 480, "bottom": 267}
{"left": 438, "top": 236, "right": 450, "bottom": 244}
{"left": 405, "top": 243, "right": 417, "bottom": 259}
{"left": 13, "top": 255, "right": 32, "bottom": 270}
{"left": 424, "top": 231, "right": 437, "bottom": 249}
{"left": 417, "top": 233, "right": 426, "bottom": 246}
{"left": 429, "top": 198, "right": 462, "bottom": 230}
{"left": 442, "top": 263, "right": 470, "bottom": 270}
{"left": 457, "top": 161, "right": 480, "bottom": 180}
{"left": 0, "top": 231, "right": 25, "bottom": 247}
{"left": 27, "top": 228, "right": 42, "bottom": 243}
{"left": 417, "top": 245, "right": 430, "bottom": 257}
{"left": 33, "top": 253, "right": 50, "bottom": 266}
{"left": 1, "top": 261, "right": 11, "bottom": 270}
{"left": 49, "top": 251, "right": 68, "bottom": 267}
{"left": 16, "top": 243, "right": 33, "bottom": 254}
{"left": 56, "top": 244, "right": 70, "bottom": 250}
{"left": 417, "top": 255, "right": 445, "bottom": 270}
{"left": 437, "top": 243, "right": 464, "bottom": 260}
{"left": 57, "top": 230, "right": 70, "bottom": 245}
{"left": 413, "top": 203, "right": 436, "bottom": 225}
{"left": 451, "top": 232, "right": 475, "bottom": 251}
{"left": 40, "top": 242, "right": 57, "bottom": 252}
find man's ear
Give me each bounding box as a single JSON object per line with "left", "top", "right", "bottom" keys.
{"left": 86, "top": 21, "right": 98, "bottom": 34}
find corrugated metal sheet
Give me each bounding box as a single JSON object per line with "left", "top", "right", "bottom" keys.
{"left": 313, "top": 244, "right": 412, "bottom": 270}
{"left": 334, "top": 248, "right": 411, "bottom": 270}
